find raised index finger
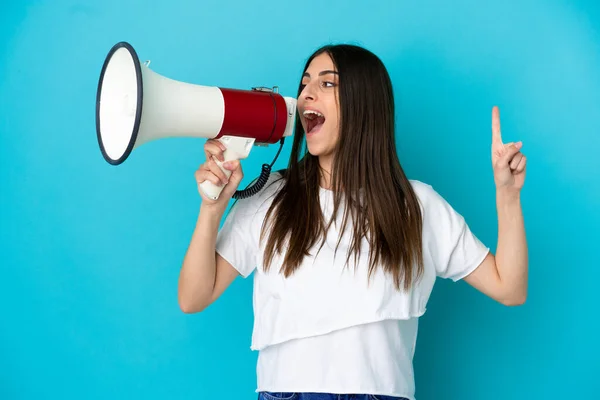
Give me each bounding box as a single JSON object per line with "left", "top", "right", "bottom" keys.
{"left": 492, "top": 106, "right": 503, "bottom": 148}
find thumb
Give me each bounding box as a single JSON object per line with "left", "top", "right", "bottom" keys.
{"left": 225, "top": 160, "right": 243, "bottom": 181}
{"left": 498, "top": 142, "right": 523, "bottom": 166}
{"left": 221, "top": 160, "right": 243, "bottom": 194}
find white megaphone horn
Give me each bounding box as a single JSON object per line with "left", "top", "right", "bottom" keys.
{"left": 95, "top": 41, "right": 297, "bottom": 200}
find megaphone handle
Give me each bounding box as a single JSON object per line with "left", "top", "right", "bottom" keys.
{"left": 198, "top": 136, "right": 255, "bottom": 201}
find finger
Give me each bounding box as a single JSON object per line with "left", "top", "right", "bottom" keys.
{"left": 492, "top": 106, "right": 503, "bottom": 148}
{"left": 205, "top": 138, "right": 226, "bottom": 151}
{"left": 195, "top": 168, "right": 222, "bottom": 186}
{"left": 497, "top": 142, "right": 523, "bottom": 167}
{"left": 207, "top": 156, "right": 230, "bottom": 185}
{"left": 494, "top": 141, "right": 514, "bottom": 158}
{"left": 204, "top": 143, "right": 225, "bottom": 162}
{"left": 220, "top": 161, "right": 244, "bottom": 197}
{"left": 204, "top": 140, "right": 226, "bottom": 162}
{"left": 223, "top": 160, "right": 243, "bottom": 184}
{"left": 515, "top": 155, "right": 527, "bottom": 173}
{"left": 510, "top": 152, "right": 523, "bottom": 170}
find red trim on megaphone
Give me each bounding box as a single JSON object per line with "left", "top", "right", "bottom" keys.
{"left": 217, "top": 89, "right": 288, "bottom": 144}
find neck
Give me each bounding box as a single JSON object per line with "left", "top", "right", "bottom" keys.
{"left": 318, "top": 155, "right": 333, "bottom": 189}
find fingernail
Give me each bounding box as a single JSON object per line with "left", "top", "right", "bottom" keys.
{"left": 223, "top": 161, "right": 230, "bottom": 168}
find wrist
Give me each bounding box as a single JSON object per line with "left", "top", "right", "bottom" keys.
{"left": 496, "top": 186, "right": 521, "bottom": 202}
{"left": 198, "top": 203, "right": 226, "bottom": 224}
{"left": 496, "top": 187, "right": 523, "bottom": 220}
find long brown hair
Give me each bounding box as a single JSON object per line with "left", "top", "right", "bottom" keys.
{"left": 260, "top": 44, "right": 424, "bottom": 291}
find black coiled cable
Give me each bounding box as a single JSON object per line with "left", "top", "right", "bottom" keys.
{"left": 232, "top": 138, "right": 285, "bottom": 200}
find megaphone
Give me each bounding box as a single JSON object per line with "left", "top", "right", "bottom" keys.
{"left": 95, "top": 41, "right": 297, "bottom": 200}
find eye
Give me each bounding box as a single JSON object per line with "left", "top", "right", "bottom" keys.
{"left": 321, "top": 81, "right": 336, "bottom": 88}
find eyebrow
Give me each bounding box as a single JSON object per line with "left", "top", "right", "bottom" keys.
{"left": 303, "top": 70, "right": 339, "bottom": 78}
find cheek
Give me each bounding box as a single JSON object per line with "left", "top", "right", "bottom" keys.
{"left": 327, "top": 113, "right": 339, "bottom": 134}
{"left": 327, "top": 102, "right": 339, "bottom": 129}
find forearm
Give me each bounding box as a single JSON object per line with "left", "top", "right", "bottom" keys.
{"left": 178, "top": 205, "right": 224, "bottom": 312}
{"left": 495, "top": 189, "right": 528, "bottom": 303}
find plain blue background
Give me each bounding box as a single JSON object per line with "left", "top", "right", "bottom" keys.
{"left": 1, "top": 0, "right": 599, "bottom": 399}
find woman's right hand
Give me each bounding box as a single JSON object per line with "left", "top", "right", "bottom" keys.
{"left": 194, "top": 139, "right": 244, "bottom": 208}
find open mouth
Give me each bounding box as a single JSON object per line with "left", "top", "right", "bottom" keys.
{"left": 303, "top": 109, "right": 326, "bottom": 134}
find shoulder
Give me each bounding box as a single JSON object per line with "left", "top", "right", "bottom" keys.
{"left": 408, "top": 179, "right": 461, "bottom": 220}
{"left": 408, "top": 179, "right": 442, "bottom": 207}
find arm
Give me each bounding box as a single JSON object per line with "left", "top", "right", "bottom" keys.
{"left": 463, "top": 106, "right": 528, "bottom": 306}
{"left": 178, "top": 205, "right": 240, "bottom": 313}
{"left": 178, "top": 140, "right": 244, "bottom": 313}
{"left": 464, "top": 189, "right": 527, "bottom": 305}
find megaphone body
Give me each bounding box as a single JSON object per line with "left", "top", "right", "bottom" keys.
{"left": 96, "top": 41, "right": 297, "bottom": 200}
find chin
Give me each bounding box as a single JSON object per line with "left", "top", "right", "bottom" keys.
{"left": 304, "top": 127, "right": 337, "bottom": 158}
{"left": 306, "top": 144, "right": 333, "bottom": 159}
{"left": 306, "top": 144, "right": 322, "bottom": 156}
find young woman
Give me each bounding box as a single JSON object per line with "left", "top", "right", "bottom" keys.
{"left": 178, "top": 44, "right": 528, "bottom": 400}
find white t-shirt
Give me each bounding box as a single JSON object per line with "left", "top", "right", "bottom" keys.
{"left": 215, "top": 172, "right": 489, "bottom": 399}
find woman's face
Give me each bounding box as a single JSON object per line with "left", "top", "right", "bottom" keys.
{"left": 297, "top": 52, "right": 340, "bottom": 161}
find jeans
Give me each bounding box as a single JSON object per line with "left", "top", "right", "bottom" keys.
{"left": 258, "top": 393, "right": 409, "bottom": 400}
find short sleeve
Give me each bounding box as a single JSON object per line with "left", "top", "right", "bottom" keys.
{"left": 215, "top": 199, "right": 260, "bottom": 278}
{"left": 417, "top": 182, "right": 490, "bottom": 281}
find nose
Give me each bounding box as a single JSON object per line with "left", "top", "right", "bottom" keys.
{"left": 300, "top": 80, "right": 318, "bottom": 102}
